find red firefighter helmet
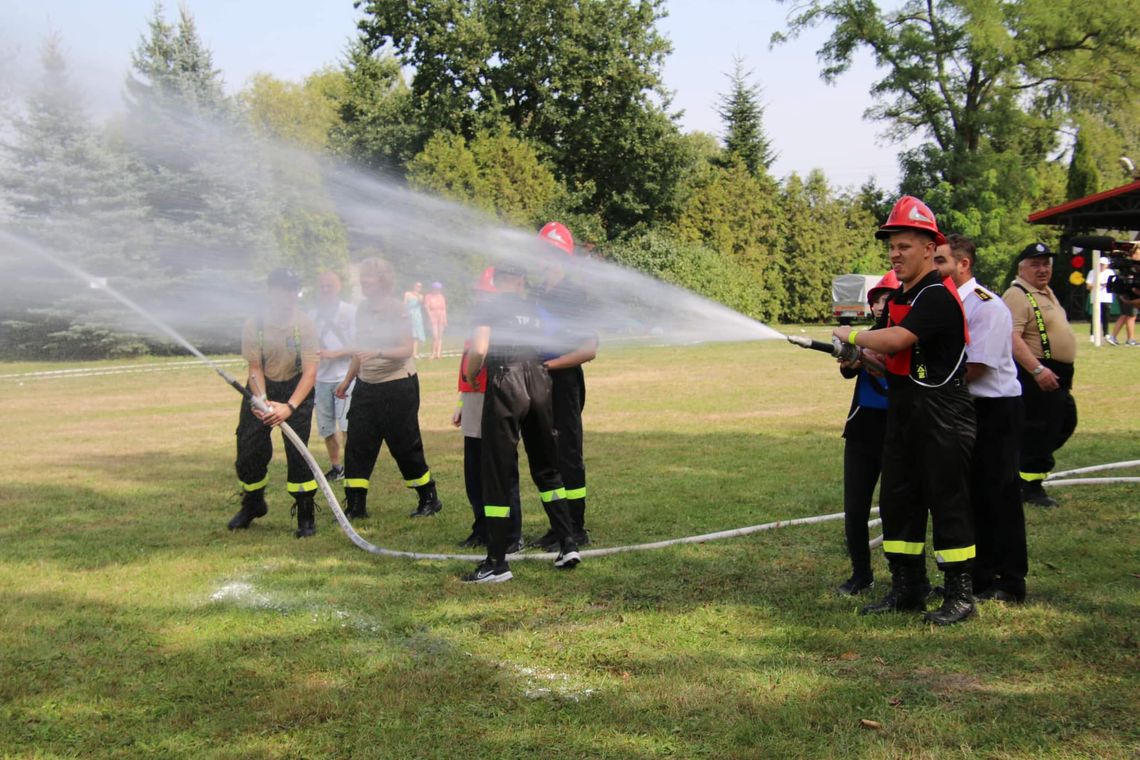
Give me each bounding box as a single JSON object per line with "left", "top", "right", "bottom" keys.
{"left": 538, "top": 221, "right": 574, "bottom": 255}
{"left": 875, "top": 196, "right": 947, "bottom": 246}
{"left": 867, "top": 268, "right": 901, "bottom": 306}
{"left": 474, "top": 266, "right": 497, "bottom": 293}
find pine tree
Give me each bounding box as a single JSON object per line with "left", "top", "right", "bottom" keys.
{"left": 0, "top": 34, "right": 152, "bottom": 357}
{"left": 1066, "top": 129, "right": 1101, "bottom": 201}
{"left": 716, "top": 57, "right": 776, "bottom": 176}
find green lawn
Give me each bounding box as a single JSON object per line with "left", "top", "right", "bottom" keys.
{"left": 1, "top": 329, "right": 1137, "bottom": 758}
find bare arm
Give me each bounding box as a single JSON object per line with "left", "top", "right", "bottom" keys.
{"left": 465, "top": 326, "right": 491, "bottom": 385}
{"left": 544, "top": 336, "right": 599, "bottom": 371}
{"left": 1010, "top": 330, "right": 1059, "bottom": 391}
{"left": 833, "top": 325, "right": 917, "bottom": 355}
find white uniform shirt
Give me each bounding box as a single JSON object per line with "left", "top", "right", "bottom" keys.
{"left": 308, "top": 300, "right": 357, "bottom": 384}
{"left": 957, "top": 278, "right": 1021, "bottom": 399}
{"left": 1093, "top": 266, "right": 1115, "bottom": 304}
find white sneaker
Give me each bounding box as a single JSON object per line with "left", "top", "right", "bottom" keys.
{"left": 1105, "top": 335, "right": 1119, "bottom": 345}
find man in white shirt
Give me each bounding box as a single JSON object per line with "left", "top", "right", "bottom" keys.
{"left": 308, "top": 271, "right": 357, "bottom": 480}
{"left": 1087, "top": 257, "right": 1115, "bottom": 343}
{"left": 934, "top": 235, "right": 1027, "bottom": 603}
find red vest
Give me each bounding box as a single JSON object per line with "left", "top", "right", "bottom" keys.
{"left": 884, "top": 276, "right": 969, "bottom": 378}
{"left": 457, "top": 341, "right": 487, "bottom": 393}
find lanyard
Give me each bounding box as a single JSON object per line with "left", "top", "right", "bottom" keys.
{"left": 1012, "top": 284, "right": 1051, "bottom": 360}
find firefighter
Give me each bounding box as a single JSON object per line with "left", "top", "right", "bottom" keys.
{"left": 460, "top": 261, "right": 579, "bottom": 583}
{"left": 335, "top": 257, "right": 442, "bottom": 521}
{"left": 835, "top": 269, "right": 897, "bottom": 596}
{"left": 1001, "top": 243, "right": 1078, "bottom": 508}
{"left": 453, "top": 267, "right": 522, "bottom": 551}
{"left": 533, "top": 222, "right": 598, "bottom": 549}
{"left": 834, "top": 196, "right": 978, "bottom": 626}
{"left": 227, "top": 268, "right": 320, "bottom": 537}
{"left": 934, "top": 235, "right": 1027, "bottom": 603}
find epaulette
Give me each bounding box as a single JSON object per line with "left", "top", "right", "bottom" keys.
{"left": 974, "top": 287, "right": 992, "bottom": 301}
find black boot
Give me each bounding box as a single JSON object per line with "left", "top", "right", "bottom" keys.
{"left": 533, "top": 501, "right": 561, "bottom": 551}
{"left": 568, "top": 497, "right": 589, "bottom": 546}
{"left": 1021, "top": 480, "right": 1057, "bottom": 508}
{"left": 344, "top": 489, "right": 369, "bottom": 521}
{"left": 228, "top": 489, "right": 268, "bottom": 530}
{"left": 837, "top": 573, "right": 874, "bottom": 596}
{"left": 924, "top": 570, "right": 975, "bottom": 625}
{"left": 860, "top": 562, "right": 926, "bottom": 615}
{"left": 293, "top": 494, "right": 316, "bottom": 538}
{"left": 409, "top": 481, "right": 443, "bottom": 517}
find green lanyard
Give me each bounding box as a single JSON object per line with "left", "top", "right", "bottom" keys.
{"left": 1013, "top": 284, "right": 1052, "bottom": 360}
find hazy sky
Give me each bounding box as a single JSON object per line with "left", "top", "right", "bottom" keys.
{"left": 3, "top": 0, "right": 916, "bottom": 188}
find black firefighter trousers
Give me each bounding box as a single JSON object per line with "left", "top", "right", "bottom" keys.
{"left": 343, "top": 375, "right": 433, "bottom": 505}
{"left": 879, "top": 383, "right": 977, "bottom": 573}
{"left": 235, "top": 375, "right": 315, "bottom": 500}
{"left": 550, "top": 366, "right": 587, "bottom": 530}
{"left": 481, "top": 361, "right": 573, "bottom": 563}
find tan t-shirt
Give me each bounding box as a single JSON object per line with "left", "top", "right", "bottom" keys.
{"left": 241, "top": 311, "right": 320, "bottom": 382}
{"left": 356, "top": 296, "right": 416, "bottom": 384}
{"left": 1001, "top": 276, "right": 1077, "bottom": 364}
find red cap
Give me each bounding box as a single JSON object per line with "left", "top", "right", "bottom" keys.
{"left": 875, "top": 196, "right": 947, "bottom": 247}
{"left": 538, "top": 222, "right": 574, "bottom": 255}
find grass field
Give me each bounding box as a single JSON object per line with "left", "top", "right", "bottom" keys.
{"left": 1, "top": 328, "right": 1137, "bottom": 759}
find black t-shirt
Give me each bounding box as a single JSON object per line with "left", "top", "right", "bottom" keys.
{"left": 875, "top": 270, "right": 966, "bottom": 387}
{"left": 539, "top": 279, "right": 593, "bottom": 359}
{"left": 471, "top": 292, "right": 544, "bottom": 367}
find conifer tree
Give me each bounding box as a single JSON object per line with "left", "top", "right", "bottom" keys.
{"left": 716, "top": 56, "right": 776, "bottom": 176}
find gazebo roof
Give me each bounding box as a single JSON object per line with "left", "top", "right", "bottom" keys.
{"left": 1027, "top": 180, "right": 1140, "bottom": 231}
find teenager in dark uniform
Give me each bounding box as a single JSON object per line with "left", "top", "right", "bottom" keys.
{"left": 835, "top": 269, "right": 897, "bottom": 595}
{"left": 533, "top": 222, "right": 598, "bottom": 549}
{"left": 336, "top": 257, "right": 442, "bottom": 521}
{"left": 227, "top": 268, "right": 320, "bottom": 537}
{"left": 460, "top": 262, "right": 579, "bottom": 583}
{"left": 834, "top": 196, "right": 978, "bottom": 626}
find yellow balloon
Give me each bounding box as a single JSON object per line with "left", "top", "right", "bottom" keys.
{"left": 1069, "top": 271, "right": 1085, "bottom": 286}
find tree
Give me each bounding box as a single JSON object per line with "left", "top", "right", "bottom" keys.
{"left": 673, "top": 159, "right": 786, "bottom": 320}
{"left": 126, "top": 2, "right": 227, "bottom": 117}
{"left": 328, "top": 39, "right": 422, "bottom": 173}
{"left": 774, "top": 0, "right": 1140, "bottom": 262}
{"left": 354, "top": 0, "right": 689, "bottom": 235}
{"left": 0, "top": 34, "right": 152, "bottom": 357}
{"left": 716, "top": 56, "right": 775, "bottom": 175}
{"left": 239, "top": 69, "right": 346, "bottom": 151}
{"left": 1066, "top": 128, "right": 1100, "bottom": 201}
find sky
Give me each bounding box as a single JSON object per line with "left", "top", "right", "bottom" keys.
{"left": 2, "top": 0, "right": 917, "bottom": 189}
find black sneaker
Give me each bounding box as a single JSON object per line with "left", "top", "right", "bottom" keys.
{"left": 324, "top": 465, "right": 345, "bottom": 481}
{"left": 461, "top": 560, "right": 512, "bottom": 584}
{"left": 554, "top": 541, "right": 581, "bottom": 570}
{"left": 573, "top": 529, "right": 591, "bottom": 547}
{"left": 457, "top": 532, "right": 485, "bottom": 549}
{"left": 532, "top": 530, "right": 560, "bottom": 551}
{"left": 505, "top": 539, "right": 525, "bottom": 554}
{"left": 836, "top": 575, "right": 874, "bottom": 596}
{"left": 975, "top": 587, "right": 1025, "bottom": 604}
{"left": 1021, "top": 481, "right": 1058, "bottom": 508}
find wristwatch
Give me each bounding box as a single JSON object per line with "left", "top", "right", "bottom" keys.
{"left": 1031, "top": 365, "right": 1045, "bottom": 376}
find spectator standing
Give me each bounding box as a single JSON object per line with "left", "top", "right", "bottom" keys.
{"left": 1108, "top": 243, "right": 1140, "bottom": 346}
{"left": 424, "top": 281, "right": 448, "bottom": 359}
{"left": 308, "top": 271, "right": 357, "bottom": 481}
{"left": 403, "top": 281, "right": 426, "bottom": 358}
{"left": 1087, "top": 257, "right": 1115, "bottom": 342}
{"left": 1002, "top": 243, "right": 1078, "bottom": 508}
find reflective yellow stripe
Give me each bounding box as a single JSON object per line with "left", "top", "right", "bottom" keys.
{"left": 1019, "top": 471, "right": 1048, "bottom": 482}
{"left": 484, "top": 505, "right": 510, "bottom": 518}
{"left": 539, "top": 487, "right": 567, "bottom": 503}
{"left": 935, "top": 545, "right": 976, "bottom": 564}
{"left": 287, "top": 480, "right": 318, "bottom": 493}
{"left": 882, "top": 540, "right": 925, "bottom": 556}
{"left": 241, "top": 476, "right": 269, "bottom": 492}
{"left": 345, "top": 478, "right": 370, "bottom": 489}
{"left": 405, "top": 471, "right": 431, "bottom": 488}
{"left": 564, "top": 487, "right": 586, "bottom": 500}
